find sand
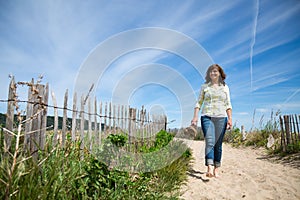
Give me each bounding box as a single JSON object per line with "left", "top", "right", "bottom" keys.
{"left": 180, "top": 140, "right": 300, "bottom": 200}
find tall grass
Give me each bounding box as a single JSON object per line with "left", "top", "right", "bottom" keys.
{"left": 225, "top": 110, "right": 300, "bottom": 155}
{"left": 244, "top": 110, "right": 281, "bottom": 148}
{"left": 0, "top": 129, "right": 192, "bottom": 199}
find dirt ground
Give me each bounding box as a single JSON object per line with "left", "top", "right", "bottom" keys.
{"left": 180, "top": 140, "right": 300, "bottom": 200}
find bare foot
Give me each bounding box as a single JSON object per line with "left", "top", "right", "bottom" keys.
{"left": 206, "top": 172, "right": 214, "bottom": 178}
{"left": 213, "top": 167, "right": 220, "bottom": 178}
{"left": 206, "top": 165, "right": 214, "bottom": 178}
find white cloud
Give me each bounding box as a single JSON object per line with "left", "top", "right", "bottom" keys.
{"left": 0, "top": 0, "right": 299, "bottom": 129}
{"left": 235, "top": 112, "right": 249, "bottom": 116}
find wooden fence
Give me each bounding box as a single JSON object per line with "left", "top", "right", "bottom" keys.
{"left": 2, "top": 77, "right": 167, "bottom": 155}
{"left": 279, "top": 114, "right": 300, "bottom": 152}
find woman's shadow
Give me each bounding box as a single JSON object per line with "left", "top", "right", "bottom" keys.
{"left": 187, "top": 169, "right": 210, "bottom": 182}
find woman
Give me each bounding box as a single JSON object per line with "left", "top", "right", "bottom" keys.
{"left": 191, "top": 64, "right": 232, "bottom": 178}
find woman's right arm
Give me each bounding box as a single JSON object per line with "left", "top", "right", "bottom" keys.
{"left": 191, "top": 85, "right": 205, "bottom": 126}
{"left": 191, "top": 107, "right": 200, "bottom": 126}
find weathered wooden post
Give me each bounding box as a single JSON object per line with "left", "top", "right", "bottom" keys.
{"left": 113, "top": 104, "right": 116, "bottom": 134}
{"left": 99, "top": 101, "right": 103, "bottom": 145}
{"left": 24, "top": 79, "right": 34, "bottom": 150}
{"left": 61, "top": 89, "right": 68, "bottom": 147}
{"left": 93, "top": 97, "right": 98, "bottom": 147}
{"left": 109, "top": 102, "right": 112, "bottom": 134}
{"left": 71, "top": 92, "right": 77, "bottom": 142}
{"left": 104, "top": 102, "right": 108, "bottom": 135}
{"left": 296, "top": 114, "right": 300, "bottom": 140}
{"left": 88, "top": 98, "right": 92, "bottom": 151}
{"left": 279, "top": 115, "right": 286, "bottom": 152}
{"left": 4, "top": 77, "right": 15, "bottom": 152}
{"left": 128, "top": 107, "right": 136, "bottom": 151}
{"left": 40, "top": 83, "right": 49, "bottom": 151}
{"left": 140, "top": 106, "right": 145, "bottom": 145}
{"left": 164, "top": 115, "right": 167, "bottom": 131}
{"left": 284, "top": 115, "right": 291, "bottom": 146}
{"left": 80, "top": 95, "right": 85, "bottom": 150}
{"left": 30, "top": 85, "right": 40, "bottom": 156}
{"left": 291, "top": 115, "right": 297, "bottom": 144}
{"left": 51, "top": 91, "right": 59, "bottom": 146}
{"left": 117, "top": 105, "right": 120, "bottom": 134}
{"left": 26, "top": 83, "right": 48, "bottom": 158}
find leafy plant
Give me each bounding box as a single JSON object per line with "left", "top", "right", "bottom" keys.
{"left": 223, "top": 127, "right": 243, "bottom": 146}
{"left": 1, "top": 129, "right": 192, "bottom": 200}
{"left": 108, "top": 133, "right": 128, "bottom": 147}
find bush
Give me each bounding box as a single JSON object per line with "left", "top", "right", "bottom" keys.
{"left": 244, "top": 129, "right": 269, "bottom": 147}
{"left": 139, "top": 130, "right": 174, "bottom": 153}
{"left": 223, "top": 127, "right": 243, "bottom": 146}
{"left": 0, "top": 139, "right": 84, "bottom": 200}
{"left": 0, "top": 130, "right": 192, "bottom": 200}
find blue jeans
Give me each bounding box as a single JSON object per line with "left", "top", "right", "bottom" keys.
{"left": 201, "top": 116, "right": 227, "bottom": 167}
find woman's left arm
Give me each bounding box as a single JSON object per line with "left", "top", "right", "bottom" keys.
{"left": 226, "top": 108, "right": 232, "bottom": 129}
{"left": 225, "top": 85, "right": 232, "bottom": 129}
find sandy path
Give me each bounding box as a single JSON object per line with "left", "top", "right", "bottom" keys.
{"left": 180, "top": 140, "right": 300, "bottom": 200}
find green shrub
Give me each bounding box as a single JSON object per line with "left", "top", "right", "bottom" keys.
{"left": 244, "top": 129, "right": 269, "bottom": 147}
{"left": 281, "top": 141, "right": 300, "bottom": 155}
{"left": 1, "top": 130, "right": 192, "bottom": 200}
{"left": 154, "top": 130, "right": 174, "bottom": 148}
{"left": 271, "top": 141, "right": 300, "bottom": 155}
{"left": 108, "top": 133, "right": 128, "bottom": 147}
{"left": 75, "top": 130, "right": 192, "bottom": 199}
{"left": 0, "top": 138, "right": 84, "bottom": 200}
{"left": 223, "top": 127, "right": 243, "bottom": 146}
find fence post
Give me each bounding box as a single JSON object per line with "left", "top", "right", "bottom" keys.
{"left": 61, "top": 89, "right": 68, "bottom": 147}
{"left": 51, "top": 91, "right": 59, "bottom": 146}
{"left": 124, "top": 105, "right": 128, "bottom": 133}
{"left": 113, "top": 103, "right": 116, "bottom": 134}
{"left": 71, "top": 92, "right": 77, "bottom": 141}
{"left": 140, "top": 106, "right": 145, "bottom": 144}
{"left": 80, "top": 95, "right": 85, "bottom": 150}
{"left": 128, "top": 107, "right": 136, "bottom": 150}
{"left": 164, "top": 115, "right": 167, "bottom": 131}
{"left": 24, "top": 79, "right": 34, "bottom": 150}
{"left": 104, "top": 102, "right": 108, "bottom": 135}
{"left": 99, "top": 101, "right": 103, "bottom": 145}
{"left": 40, "top": 83, "right": 49, "bottom": 151}
{"left": 291, "top": 115, "right": 297, "bottom": 144}
{"left": 94, "top": 97, "right": 98, "bottom": 147}
{"left": 30, "top": 84, "right": 46, "bottom": 158}
{"left": 117, "top": 105, "right": 120, "bottom": 133}
{"left": 296, "top": 114, "right": 300, "bottom": 140}
{"left": 30, "top": 85, "right": 38, "bottom": 157}
{"left": 4, "top": 77, "right": 15, "bottom": 152}
{"left": 284, "top": 115, "right": 291, "bottom": 146}
{"left": 279, "top": 115, "right": 286, "bottom": 152}
{"left": 88, "top": 98, "right": 92, "bottom": 151}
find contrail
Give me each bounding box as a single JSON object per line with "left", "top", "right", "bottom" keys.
{"left": 250, "top": 0, "right": 259, "bottom": 92}
{"left": 283, "top": 88, "right": 300, "bottom": 104}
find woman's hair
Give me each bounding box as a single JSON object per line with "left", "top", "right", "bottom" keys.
{"left": 205, "top": 64, "right": 226, "bottom": 85}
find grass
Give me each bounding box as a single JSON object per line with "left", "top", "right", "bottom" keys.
{"left": 1, "top": 106, "right": 298, "bottom": 199}
{"left": 0, "top": 129, "right": 192, "bottom": 200}
{"left": 224, "top": 110, "right": 300, "bottom": 157}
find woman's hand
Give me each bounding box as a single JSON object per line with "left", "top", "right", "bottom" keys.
{"left": 191, "top": 108, "right": 200, "bottom": 126}
{"left": 227, "top": 118, "right": 232, "bottom": 130}
{"left": 191, "top": 118, "right": 198, "bottom": 126}
{"left": 226, "top": 109, "right": 232, "bottom": 130}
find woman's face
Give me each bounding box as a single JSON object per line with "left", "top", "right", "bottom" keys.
{"left": 209, "top": 67, "right": 220, "bottom": 81}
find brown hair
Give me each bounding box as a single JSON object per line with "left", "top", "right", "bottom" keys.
{"left": 205, "top": 64, "right": 226, "bottom": 85}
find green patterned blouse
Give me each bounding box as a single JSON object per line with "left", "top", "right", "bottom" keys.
{"left": 195, "top": 82, "right": 232, "bottom": 117}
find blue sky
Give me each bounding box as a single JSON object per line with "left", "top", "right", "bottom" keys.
{"left": 0, "top": 0, "right": 299, "bottom": 130}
